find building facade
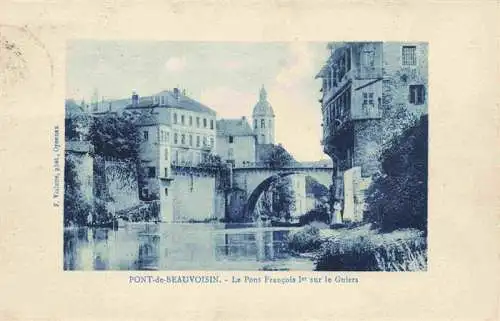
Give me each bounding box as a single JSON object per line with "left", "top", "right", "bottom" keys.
{"left": 316, "top": 42, "right": 428, "bottom": 222}
{"left": 124, "top": 88, "right": 218, "bottom": 221}
{"left": 216, "top": 117, "right": 256, "bottom": 167}
{"left": 252, "top": 86, "right": 275, "bottom": 145}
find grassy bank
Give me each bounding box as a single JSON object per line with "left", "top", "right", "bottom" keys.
{"left": 287, "top": 224, "right": 427, "bottom": 271}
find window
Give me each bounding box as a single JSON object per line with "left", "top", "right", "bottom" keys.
{"left": 203, "top": 136, "right": 207, "bottom": 146}
{"left": 142, "top": 188, "right": 149, "bottom": 198}
{"left": 166, "top": 132, "right": 170, "bottom": 143}
{"left": 148, "top": 167, "right": 156, "bottom": 178}
{"left": 174, "top": 133, "right": 178, "bottom": 144}
{"left": 229, "top": 136, "right": 234, "bottom": 143}
{"left": 161, "top": 96, "right": 165, "bottom": 105}
{"left": 409, "top": 85, "right": 425, "bottom": 105}
{"left": 181, "top": 115, "right": 185, "bottom": 125}
{"left": 261, "top": 119, "right": 265, "bottom": 128}
{"left": 402, "top": 46, "right": 417, "bottom": 66}
{"left": 189, "top": 116, "right": 193, "bottom": 126}
{"left": 181, "top": 134, "right": 186, "bottom": 145}
{"left": 203, "top": 118, "right": 207, "bottom": 128}
{"left": 210, "top": 137, "right": 214, "bottom": 147}
{"left": 260, "top": 134, "right": 265, "bottom": 143}
{"left": 363, "top": 92, "right": 374, "bottom": 105}
{"left": 210, "top": 119, "right": 214, "bottom": 129}
{"left": 196, "top": 136, "right": 200, "bottom": 147}
{"left": 143, "top": 131, "right": 148, "bottom": 141}
{"left": 228, "top": 148, "right": 234, "bottom": 159}
{"left": 362, "top": 50, "right": 375, "bottom": 67}
{"left": 173, "top": 113, "right": 178, "bottom": 124}
{"left": 164, "top": 148, "right": 168, "bottom": 160}
{"left": 164, "top": 188, "right": 168, "bottom": 196}
{"left": 160, "top": 130, "right": 164, "bottom": 142}
{"left": 254, "top": 119, "right": 257, "bottom": 129}
{"left": 189, "top": 134, "right": 193, "bottom": 146}
{"left": 196, "top": 117, "right": 200, "bottom": 127}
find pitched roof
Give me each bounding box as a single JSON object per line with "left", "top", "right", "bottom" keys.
{"left": 216, "top": 118, "right": 255, "bottom": 136}
{"left": 125, "top": 90, "right": 217, "bottom": 116}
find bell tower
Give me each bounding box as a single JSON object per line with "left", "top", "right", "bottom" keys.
{"left": 252, "top": 85, "right": 275, "bottom": 145}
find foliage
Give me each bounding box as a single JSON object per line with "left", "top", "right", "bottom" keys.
{"left": 64, "top": 155, "right": 92, "bottom": 226}
{"left": 314, "top": 226, "right": 427, "bottom": 271}
{"left": 255, "top": 176, "right": 296, "bottom": 221}
{"left": 305, "top": 176, "right": 329, "bottom": 198}
{"left": 265, "top": 144, "right": 295, "bottom": 168}
{"left": 287, "top": 225, "right": 322, "bottom": 253}
{"left": 364, "top": 115, "right": 428, "bottom": 232}
{"left": 299, "top": 206, "right": 330, "bottom": 226}
{"left": 90, "top": 114, "right": 141, "bottom": 160}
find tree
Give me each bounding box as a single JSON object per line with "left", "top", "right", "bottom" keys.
{"left": 266, "top": 145, "right": 295, "bottom": 168}
{"left": 364, "top": 115, "right": 428, "bottom": 232}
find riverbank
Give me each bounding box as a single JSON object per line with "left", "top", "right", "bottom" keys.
{"left": 287, "top": 223, "right": 427, "bottom": 271}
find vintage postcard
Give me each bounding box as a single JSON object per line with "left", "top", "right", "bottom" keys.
{"left": 63, "top": 41, "right": 428, "bottom": 272}
{"left": 0, "top": 1, "right": 498, "bottom": 320}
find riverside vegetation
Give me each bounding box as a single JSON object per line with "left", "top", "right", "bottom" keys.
{"left": 287, "top": 115, "right": 428, "bottom": 271}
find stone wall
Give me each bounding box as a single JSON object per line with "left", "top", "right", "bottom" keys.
{"left": 104, "top": 161, "right": 140, "bottom": 212}
{"left": 170, "top": 170, "right": 222, "bottom": 222}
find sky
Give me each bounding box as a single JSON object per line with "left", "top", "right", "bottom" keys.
{"left": 66, "top": 41, "right": 331, "bottom": 161}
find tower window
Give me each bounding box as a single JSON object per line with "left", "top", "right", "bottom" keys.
{"left": 254, "top": 119, "right": 257, "bottom": 129}
{"left": 229, "top": 136, "right": 234, "bottom": 143}
{"left": 261, "top": 119, "right": 265, "bottom": 128}
{"left": 164, "top": 188, "right": 168, "bottom": 196}
{"left": 143, "top": 131, "right": 148, "bottom": 141}
{"left": 409, "top": 85, "right": 425, "bottom": 105}
{"left": 402, "top": 46, "right": 417, "bottom": 66}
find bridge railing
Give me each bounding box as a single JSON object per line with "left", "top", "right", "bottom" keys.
{"left": 233, "top": 161, "right": 334, "bottom": 169}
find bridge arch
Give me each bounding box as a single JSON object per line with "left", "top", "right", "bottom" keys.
{"left": 243, "top": 172, "right": 297, "bottom": 220}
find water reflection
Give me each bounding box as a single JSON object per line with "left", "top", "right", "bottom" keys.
{"left": 63, "top": 223, "right": 314, "bottom": 271}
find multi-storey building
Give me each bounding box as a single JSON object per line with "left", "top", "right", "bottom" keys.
{"left": 123, "top": 88, "right": 218, "bottom": 221}
{"left": 216, "top": 116, "right": 256, "bottom": 167}
{"left": 316, "top": 42, "right": 428, "bottom": 222}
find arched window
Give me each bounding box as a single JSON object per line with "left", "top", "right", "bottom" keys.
{"left": 254, "top": 119, "right": 257, "bottom": 129}
{"left": 261, "top": 119, "right": 265, "bottom": 128}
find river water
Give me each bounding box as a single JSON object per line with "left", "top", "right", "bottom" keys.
{"left": 63, "top": 223, "right": 315, "bottom": 271}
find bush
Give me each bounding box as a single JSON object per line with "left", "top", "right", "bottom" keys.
{"left": 299, "top": 207, "right": 330, "bottom": 226}
{"left": 314, "top": 228, "right": 427, "bottom": 271}
{"left": 365, "top": 115, "right": 428, "bottom": 233}
{"left": 287, "top": 225, "right": 322, "bottom": 253}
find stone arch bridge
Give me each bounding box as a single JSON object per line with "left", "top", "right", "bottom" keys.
{"left": 226, "top": 166, "right": 334, "bottom": 222}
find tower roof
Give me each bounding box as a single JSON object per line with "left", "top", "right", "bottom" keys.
{"left": 252, "top": 85, "right": 275, "bottom": 117}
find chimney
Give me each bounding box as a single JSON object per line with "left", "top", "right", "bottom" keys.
{"left": 131, "top": 91, "right": 139, "bottom": 107}
{"left": 173, "top": 88, "right": 180, "bottom": 101}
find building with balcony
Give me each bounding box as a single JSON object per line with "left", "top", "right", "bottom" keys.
{"left": 316, "top": 42, "right": 428, "bottom": 222}
{"left": 123, "top": 88, "right": 218, "bottom": 221}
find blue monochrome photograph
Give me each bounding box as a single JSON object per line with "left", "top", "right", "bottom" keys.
{"left": 63, "top": 41, "right": 428, "bottom": 271}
